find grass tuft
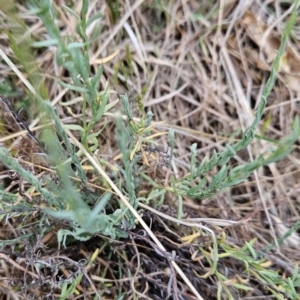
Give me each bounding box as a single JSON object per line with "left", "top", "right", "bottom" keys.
{"left": 1, "top": 0, "right": 300, "bottom": 299}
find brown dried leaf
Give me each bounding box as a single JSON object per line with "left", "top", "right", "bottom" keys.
{"left": 242, "top": 11, "right": 300, "bottom": 93}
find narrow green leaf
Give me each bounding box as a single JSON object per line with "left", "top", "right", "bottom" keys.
{"left": 67, "top": 42, "right": 87, "bottom": 50}
{"left": 87, "top": 12, "right": 103, "bottom": 27}
{"left": 63, "top": 124, "right": 85, "bottom": 132}
{"left": 32, "top": 39, "right": 59, "bottom": 47}
{"left": 59, "top": 97, "right": 83, "bottom": 106}
{"left": 87, "top": 120, "right": 107, "bottom": 141}
{"left": 57, "top": 79, "right": 88, "bottom": 92}
{"left": 292, "top": 264, "right": 299, "bottom": 281}
{"left": 245, "top": 241, "right": 257, "bottom": 260}
{"left": 231, "top": 283, "right": 252, "bottom": 291}
{"left": 62, "top": 5, "right": 80, "bottom": 20}
{"left": 91, "top": 65, "right": 104, "bottom": 88}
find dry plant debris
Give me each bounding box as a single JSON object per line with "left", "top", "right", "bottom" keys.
{"left": 1, "top": 0, "right": 300, "bottom": 299}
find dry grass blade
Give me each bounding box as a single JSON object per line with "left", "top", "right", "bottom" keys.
{"left": 66, "top": 129, "right": 205, "bottom": 300}
{"left": 1, "top": 0, "right": 300, "bottom": 299}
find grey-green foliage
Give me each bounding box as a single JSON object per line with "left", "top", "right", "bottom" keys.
{"left": 0, "top": 147, "right": 127, "bottom": 247}
{"left": 0, "top": 232, "right": 34, "bottom": 247}
{"left": 39, "top": 102, "right": 88, "bottom": 188}
{"left": 218, "top": 239, "right": 300, "bottom": 299}
{"left": 29, "top": 0, "right": 108, "bottom": 152}
{"left": 0, "top": 0, "right": 125, "bottom": 247}
{"left": 168, "top": 2, "right": 300, "bottom": 200}
{"left": 115, "top": 107, "right": 138, "bottom": 229}
{"left": 44, "top": 191, "right": 127, "bottom": 248}
{"left": 0, "top": 147, "right": 60, "bottom": 206}
{"left": 181, "top": 117, "right": 299, "bottom": 199}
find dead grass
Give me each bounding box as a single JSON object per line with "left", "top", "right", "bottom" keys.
{"left": 1, "top": 0, "right": 300, "bottom": 299}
